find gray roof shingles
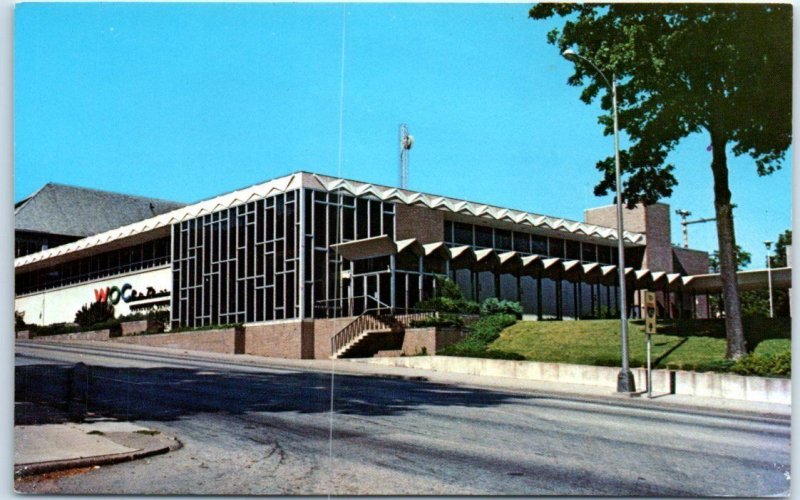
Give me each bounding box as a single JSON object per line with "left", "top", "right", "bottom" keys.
{"left": 15, "top": 183, "right": 186, "bottom": 237}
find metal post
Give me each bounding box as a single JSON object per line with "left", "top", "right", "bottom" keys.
{"left": 612, "top": 76, "right": 635, "bottom": 392}
{"left": 766, "top": 241, "right": 774, "bottom": 318}
{"left": 646, "top": 334, "right": 652, "bottom": 399}
{"left": 390, "top": 254, "right": 396, "bottom": 312}
{"left": 418, "top": 255, "right": 423, "bottom": 303}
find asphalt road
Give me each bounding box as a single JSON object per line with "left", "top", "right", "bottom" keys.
{"left": 15, "top": 341, "right": 791, "bottom": 496}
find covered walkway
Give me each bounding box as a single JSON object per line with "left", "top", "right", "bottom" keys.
{"left": 331, "top": 236, "right": 792, "bottom": 320}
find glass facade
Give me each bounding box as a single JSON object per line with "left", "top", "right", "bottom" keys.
{"left": 305, "top": 189, "right": 400, "bottom": 318}
{"left": 443, "top": 220, "right": 617, "bottom": 264}
{"left": 171, "top": 191, "right": 301, "bottom": 327}
{"left": 443, "top": 219, "right": 621, "bottom": 318}
{"left": 15, "top": 237, "right": 171, "bottom": 295}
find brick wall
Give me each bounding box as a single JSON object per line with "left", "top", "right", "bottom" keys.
{"left": 313, "top": 317, "right": 357, "bottom": 359}
{"left": 113, "top": 327, "right": 244, "bottom": 354}
{"left": 585, "top": 203, "right": 673, "bottom": 273}
{"left": 243, "top": 320, "right": 314, "bottom": 359}
{"left": 673, "top": 247, "right": 710, "bottom": 275}
{"left": 401, "top": 327, "right": 464, "bottom": 356}
{"left": 585, "top": 204, "right": 648, "bottom": 233}
{"left": 40, "top": 329, "right": 112, "bottom": 341}
{"left": 395, "top": 204, "right": 444, "bottom": 243}
{"left": 643, "top": 204, "right": 673, "bottom": 272}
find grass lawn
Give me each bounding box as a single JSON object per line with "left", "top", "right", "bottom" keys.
{"left": 489, "top": 317, "right": 791, "bottom": 373}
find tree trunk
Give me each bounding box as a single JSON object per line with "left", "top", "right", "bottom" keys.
{"left": 709, "top": 129, "right": 747, "bottom": 359}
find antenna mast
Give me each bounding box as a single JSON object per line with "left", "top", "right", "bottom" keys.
{"left": 675, "top": 208, "right": 716, "bottom": 248}
{"left": 399, "top": 124, "right": 414, "bottom": 189}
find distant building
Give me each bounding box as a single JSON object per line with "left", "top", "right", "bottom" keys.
{"left": 14, "top": 183, "right": 185, "bottom": 257}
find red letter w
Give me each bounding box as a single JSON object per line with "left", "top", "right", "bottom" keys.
{"left": 94, "top": 287, "right": 109, "bottom": 302}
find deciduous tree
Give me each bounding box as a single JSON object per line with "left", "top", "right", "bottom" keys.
{"left": 530, "top": 3, "right": 791, "bottom": 359}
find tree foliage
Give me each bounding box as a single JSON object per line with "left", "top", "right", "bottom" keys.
{"left": 771, "top": 229, "right": 792, "bottom": 268}
{"left": 530, "top": 3, "right": 791, "bottom": 359}
{"left": 530, "top": 4, "right": 791, "bottom": 206}
{"left": 75, "top": 301, "right": 116, "bottom": 330}
{"left": 709, "top": 245, "right": 751, "bottom": 273}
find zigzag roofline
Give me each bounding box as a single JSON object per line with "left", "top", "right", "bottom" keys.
{"left": 14, "top": 171, "right": 645, "bottom": 270}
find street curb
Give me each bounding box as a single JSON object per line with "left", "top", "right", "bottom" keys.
{"left": 14, "top": 433, "right": 182, "bottom": 478}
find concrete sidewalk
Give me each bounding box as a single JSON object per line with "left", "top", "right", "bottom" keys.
{"left": 14, "top": 402, "right": 181, "bottom": 478}
{"left": 18, "top": 339, "right": 792, "bottom": 420}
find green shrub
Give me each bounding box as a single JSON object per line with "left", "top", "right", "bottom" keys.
{"left": 417, "top": 296, "right": 480, "bottom": 314}
{"left": 438, "top": 313, "right": 518, "bottom": 357}
{"left": 731, "top": 351, "right": 791, "bottom": 377}
{"left": 417, "top": 275, "right": 480, "bottom": 314}
{"left": 27, "top": 323, "right": 81, "bottom": 337}
{"left": 433, "top": 274, "right": 465, "bottom": 300}
{"left": 75, "top": 301, "right": 115, "bottom": 330}
{"left": 480, "top": 298, "right": 523, "bottom": 318}
{"left": 14, "top": 311, "right": 27, "bottom": 332}
{"left": 410, "top": 314, "right": 464, "bottom": 328}
{"left": 168, "top": 323, "right": 243, "bottom": 334}
{"left": 118, "top": 310, "right": 170, "bottom": 324}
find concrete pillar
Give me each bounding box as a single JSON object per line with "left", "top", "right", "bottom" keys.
{"left": 536, "top": 276, "right": 543, "bottom": 321}
{"left": 573, "top": 282, "right": 579, "bottom": 320}
{"left": 556, "top": 277, "right": 563, "bottom": 320}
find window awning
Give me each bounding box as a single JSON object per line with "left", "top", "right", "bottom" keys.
{"left": 330, "top": 235, "right": 397, "bottom": 260}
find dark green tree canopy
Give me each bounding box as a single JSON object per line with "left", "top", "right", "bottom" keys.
{"left": 709, "top": 244, "right": 751, "bottom": 273}
{"left": 530, "top": 3, "right": 792, "bottom": 206}
{"left": 771, "top": 229, "right": 792, "bottom": 267}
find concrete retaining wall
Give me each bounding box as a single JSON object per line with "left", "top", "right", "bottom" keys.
{"left": 363, "top": 356, "right": 790, "bottom": 404}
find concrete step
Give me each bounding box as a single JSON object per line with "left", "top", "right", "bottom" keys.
{"left": 374, "top": 350, "right": 403, "bottom": 358}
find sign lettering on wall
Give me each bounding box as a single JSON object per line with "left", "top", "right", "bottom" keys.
{"left": 93, "top": 284, "right": 169, "bottom": 305}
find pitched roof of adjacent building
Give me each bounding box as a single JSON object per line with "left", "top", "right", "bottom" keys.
{"left": 15, "top": 183, "right": 186, "bottom": 238}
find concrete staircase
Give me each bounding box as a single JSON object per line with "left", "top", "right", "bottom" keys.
{"left": 330, "top": 310, "right": 435, "bottom": 359}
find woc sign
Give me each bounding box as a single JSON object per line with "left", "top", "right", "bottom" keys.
{"left": 94, "top": 284, "right": 135, "bottom": 305}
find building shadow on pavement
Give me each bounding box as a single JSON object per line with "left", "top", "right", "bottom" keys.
{"left": 16, "top": 361, "right": 532, "bottom": 424}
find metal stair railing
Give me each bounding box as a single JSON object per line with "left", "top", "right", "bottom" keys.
{"left": 330, "top": 307, "right": 394, "bottom": 356}
{"left": 329, "top": 307, "right": 441, "bottom": 356}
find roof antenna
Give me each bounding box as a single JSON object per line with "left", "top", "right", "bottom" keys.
{"left": 399, "top": 124, "right": 414, "bottom": 189}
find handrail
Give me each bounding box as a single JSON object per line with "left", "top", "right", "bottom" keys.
{"left": 329, "top": 307, "right": 443, "bottom": 356}
{"left": 330, "top": 307, "right": 394, "bottom": 355}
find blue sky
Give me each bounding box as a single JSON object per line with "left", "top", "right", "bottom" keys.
{"left": 14, "top": 3, "right": 792, "bottom": 269}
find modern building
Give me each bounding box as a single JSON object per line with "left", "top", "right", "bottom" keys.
{"left": 16, "top": 171, "right": 788, "bottom": 358}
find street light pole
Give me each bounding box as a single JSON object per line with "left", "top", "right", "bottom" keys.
{"left": 765, "top": 240, "right": 774, "bottom": 318}
{"left": 563, "top": 48, "right": 635, "bottom": 393}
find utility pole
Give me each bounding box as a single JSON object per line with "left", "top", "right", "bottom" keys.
{"left": 675, "top": 209, "right": 716, "bottom": 248}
